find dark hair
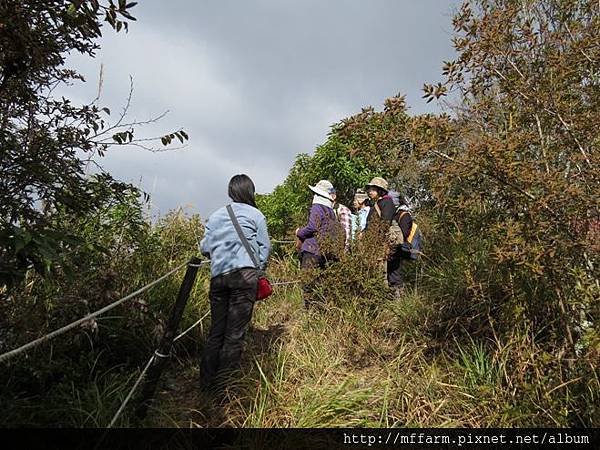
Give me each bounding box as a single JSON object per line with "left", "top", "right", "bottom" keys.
{"left": 228, "top": 174, "right": 257, "bottom": 207}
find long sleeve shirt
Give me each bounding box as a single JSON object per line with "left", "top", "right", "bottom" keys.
{"left": 334, "top": 203, "right": 352, "bottom": 249}
{"left": 200, "top": 202, "right": 271, "bottom": 278}
{"left": 296, "top": 203, "right": 336, "bottom": 256}
{"left": 365, "top": 195, "right": 395, "bottom": 229}
{"left": 358, "top": 206, "right": 370, "bottom": 231}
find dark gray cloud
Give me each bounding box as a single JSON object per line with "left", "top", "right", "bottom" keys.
{"left": 65, "top": 0, "right": 460, "bottom": 218}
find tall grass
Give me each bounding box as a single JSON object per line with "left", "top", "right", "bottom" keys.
{"left": 150, "top": 242, "right": 598, "bottom": 428}
{"left": 2, "top": 208, "right": 597, "bottom": 428}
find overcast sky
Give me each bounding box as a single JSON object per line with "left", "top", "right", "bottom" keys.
{"left": 65, "top": 0, "right": 460, "bottom": 218}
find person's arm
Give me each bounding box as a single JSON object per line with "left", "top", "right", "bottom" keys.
{"left": 380, "top": 199, "right": 395, "bottom": 223}
{"left": 296, "top": 206, "right": 318, "bottom": 240}
{"left": 200, "top": 219, "right": 212, "bottom": 258}
{"left": 256, "top": 214, "right": 271, "bottom": 270}
{"left": 364, "top": 206, "right": 376, "bottom": 230}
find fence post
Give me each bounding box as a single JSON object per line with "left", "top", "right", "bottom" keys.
{"left": 135, "top": 256, "right": 202, "bottom": 419}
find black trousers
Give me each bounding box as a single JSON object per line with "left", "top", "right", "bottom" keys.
{"left": 387, "top": 253, "right": 404, "bottom": 288}
{"left": 200, "top": 268, "right": 257, "bottom": 389}
{"left": 300, "top": 251, "right": 327, "bottom": 308}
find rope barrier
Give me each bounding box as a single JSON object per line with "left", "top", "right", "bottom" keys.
{"left": 174, "top": 311, "right": 211, "bottom": 342}
{"left": 107, "top": 354, "right": 156, "bottom": 428}
{"left": 107, "top": 308, "right": 209, "bottom": 428}
{"left": 0, "top": 260, "right": 192, "bottom": 364}
{"left": 271, "top": 239, "right": 296, "bottom": 244}
{"left": 106, "top": 309, "right": 211, "bottom": 427}
{"left": 271, "top": 280, "right": 302, "bottom": 286}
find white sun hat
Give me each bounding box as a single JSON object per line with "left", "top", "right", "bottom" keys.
{"left": 309, "top": 180, "right": 336, "bottom": 198}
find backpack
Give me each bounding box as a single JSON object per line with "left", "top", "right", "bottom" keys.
{"left": 376, "top": 203, "right": 422, "bottom": 260}
{"left": 318, "top": 204, "right": 346, "bottom": 260}
{"left": 395, "top": 210, "right": 422, "bottom": 260}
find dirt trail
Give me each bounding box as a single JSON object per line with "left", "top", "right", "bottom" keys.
{"left": 148, "top": 320, "right": 290, "bottom": 428}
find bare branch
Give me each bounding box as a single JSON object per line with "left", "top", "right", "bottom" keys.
{"left": 564, "top": 23, "right": 595, "bottom": 64}
{"left": 115, "top": 110, "right": 169, "bottom": 129}
{"left": 534, "top": 113, "right": 550, "bottom": 174}
{"left": 554, "top": 112, "right": 592, "bottom": 168}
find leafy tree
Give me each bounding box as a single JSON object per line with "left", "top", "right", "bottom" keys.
{"left": 417, "top": 0, "right": 599, "bottom": 350}
{"left": 0, "top": 0, "right": 188, "bottom": 290}
{"left": 259, "top": 95, "right": 434, "bottom": 238}
{"left": 258, "top": 137, "right": 376, "bottom": 238}
{"left": 335, "top": 94, "right": 437, "bottom": 208}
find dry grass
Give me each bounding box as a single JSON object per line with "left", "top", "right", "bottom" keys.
{"left": 150, "top": 256, "right": 598, "bottom": 428}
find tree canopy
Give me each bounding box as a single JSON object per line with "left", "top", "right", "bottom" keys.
{"left": 0, "top": 0, "right": 188, "bottom": 289}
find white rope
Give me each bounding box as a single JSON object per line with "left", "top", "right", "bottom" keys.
{"left": 107, "top": 354, "right": 155, "bottom": 428}
{"left": 173, "top": 311, "right": 211, "bottom": 342}
{"left": 272, "top": 239, "right": 296, "bottom": 244}
{"left": 0, "top": 261, "right": 190, "bottom": 364}
{"left": 107, "top": 310, "right": 210, "bottom": 428}
{"left": 187, "top": 261, "right": 209, "bottom": 268}
{"left": 271, "top": 280, "right": 302, "bottom": 286}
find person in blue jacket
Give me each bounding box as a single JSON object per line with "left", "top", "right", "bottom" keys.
{"left": 199, "top": 174, "right": 271, "bottom": 391}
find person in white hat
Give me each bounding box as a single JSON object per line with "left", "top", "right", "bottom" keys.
{"left": 295, "top": 180, "right": 341, "bottom": 308}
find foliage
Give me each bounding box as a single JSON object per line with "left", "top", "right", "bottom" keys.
{"left": 258, "top": 136, "right": 377, "bottom": 239}
{"left": 335, "top": 95, "right": 435, "bottom": 208}
{"left": 2, "top": 0, "right": 598, "bottom": 430}
{"left": 0, "top": 0, "right": 189, "bottom": 291}
{"left": 0, "top": 202, "right": 209, "bottom": 427}
{"left": 151, "top": 256, "right": 598, "bottom": 428}
{"left": 413, "top": 0, "right": 599, "bottom": 351}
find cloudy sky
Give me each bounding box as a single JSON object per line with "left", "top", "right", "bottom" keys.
{"left": 66, "top": 0, "right": 460, "bottom": 218}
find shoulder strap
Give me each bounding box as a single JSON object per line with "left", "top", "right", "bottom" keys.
{"left": 374, "top": 202, "right": 382, "bottom": 217}
{"left": 407, "top": 223, "right": 418, "bottom": 243}
{"left": 226, "top": 204, "right": 259, "bottom": 269}
{"left": 396, "top": 210, "right": 415, "bottom": 241}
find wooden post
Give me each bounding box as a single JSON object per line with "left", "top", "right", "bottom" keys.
{"left": 135, "top": 256, "right": 202, "bottom": 419}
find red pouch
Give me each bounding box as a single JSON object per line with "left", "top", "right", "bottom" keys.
{"left": 256, "top": 276, "right": 273, "bottom": 300}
